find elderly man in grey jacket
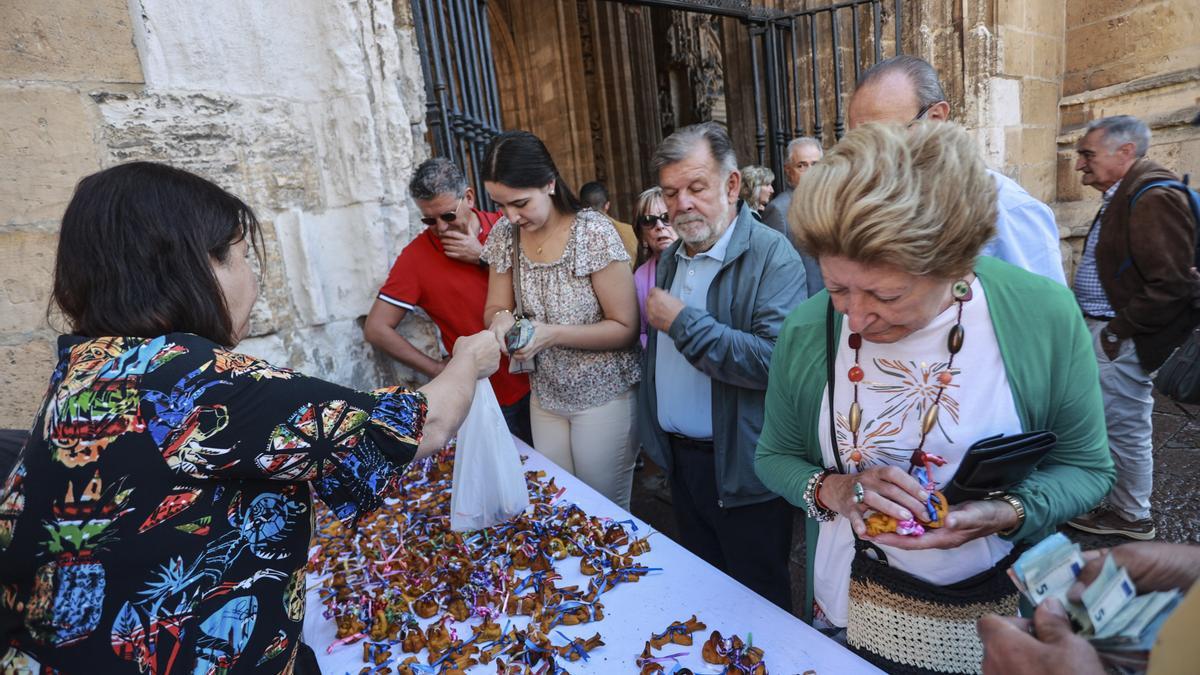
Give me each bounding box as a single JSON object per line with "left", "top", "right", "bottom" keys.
{"left": 639, "top": 121, "right": 808, "bottom": 610}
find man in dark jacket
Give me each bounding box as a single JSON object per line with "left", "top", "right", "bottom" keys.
{"left": 1068, "top": 115, "right": 1196, "bottom": 540}
{"left": 639, "top": 122, "right": 807, "bottom": 610}
{"left": 762, "top": 136, "right": 824, "bottom": 297}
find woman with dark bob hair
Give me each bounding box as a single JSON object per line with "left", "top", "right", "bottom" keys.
{"left": 480, "top": 131, "right": 641, "bottom": 509}
{"left": 0, "top": 162, "right": 498, "bottom": 674}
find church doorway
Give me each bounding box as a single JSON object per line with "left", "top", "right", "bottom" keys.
{"left": 410, "top": 0, "right": 908, "bottom": 216}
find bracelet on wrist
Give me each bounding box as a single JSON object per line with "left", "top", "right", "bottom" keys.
{"left": 802, "top": 470, "right": 837, "bottom": 522}
{"left": 993, "top": 493, "right": 1026, "bottom": 536}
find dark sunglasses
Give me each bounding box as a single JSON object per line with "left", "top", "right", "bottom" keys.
{"left": 420, "top": 196, "right": 464, "bottom": 226}
{"left": 636, "top": 213, "right": 670, "bottom": 229}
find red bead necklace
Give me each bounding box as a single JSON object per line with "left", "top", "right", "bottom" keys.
{"left": 844, "top": 280, "right": 973, "bottom": 482}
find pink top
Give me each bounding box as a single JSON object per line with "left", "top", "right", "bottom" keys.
{"left": 634, "top": 256, "right": 658, "bottom": 349}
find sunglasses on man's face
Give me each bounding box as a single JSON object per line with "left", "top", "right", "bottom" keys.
{"left": 636, "top": 213, "right": 670, "bottom": 229}
{"left": 420, "top": 197, "right": 465, "bottom": 226}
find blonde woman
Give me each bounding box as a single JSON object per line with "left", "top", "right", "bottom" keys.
{"left": 739, "top": 165, "right": 775, "bottom": 213}
{"left": 632, "top": 186, "right": 678, "bottom": 348}
{"left": 755, "top": 122, "right": 1113, "bottom": 673}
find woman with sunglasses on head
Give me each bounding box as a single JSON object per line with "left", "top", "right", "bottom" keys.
{"left": 0, "top": 162, "right": 498, "bottom": 674}
{"left": 481, "top": 130, "right": 641, "bottom": 510}
{"left": 632, "top": 186, "right": 679, "bottom": 348}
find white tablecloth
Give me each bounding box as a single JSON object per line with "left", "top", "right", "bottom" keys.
{"left": 304, "top": 440, "right": 881, "bottom": 674}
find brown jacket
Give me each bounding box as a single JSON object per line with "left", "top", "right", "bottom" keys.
{"left": 1094, "top": 157, "right": 1197, "bottom": 371}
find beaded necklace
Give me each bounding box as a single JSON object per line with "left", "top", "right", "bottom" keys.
{"left": 844, "top": 279, "right": 973, "bottom": 483}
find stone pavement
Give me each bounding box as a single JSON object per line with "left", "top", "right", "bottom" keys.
{"left": 629, "top": 392, "right": 1200, "bottom": 618}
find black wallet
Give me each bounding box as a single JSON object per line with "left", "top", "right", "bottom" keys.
{"left": 941, "top": 431, "right": 1056, "bottom": 503}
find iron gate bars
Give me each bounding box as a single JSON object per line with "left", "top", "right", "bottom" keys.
{"left": 411, "top": 0, "right": 503, "bottom": 206}
{"left": 753, "top": 0, "right": 903, "bottom": 188}
{"left": 409, "top": 0, "right": 902, "bottom": 200}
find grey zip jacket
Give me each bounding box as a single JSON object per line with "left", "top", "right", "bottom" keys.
{"left": 638, "top": 203, "right": 808, "bottom": 508}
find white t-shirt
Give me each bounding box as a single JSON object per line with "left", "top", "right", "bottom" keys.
{"left": 814, "top": 277, "right": 1022, "bottom": 627}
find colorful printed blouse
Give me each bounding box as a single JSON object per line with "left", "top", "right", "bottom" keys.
{"left": 0, "top": 333, "right": 426, "bottom": 674}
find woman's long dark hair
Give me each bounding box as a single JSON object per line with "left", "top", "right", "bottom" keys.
{"left": 51, "top": 161, "right": 262, "bottom": 346}
{"left": 481, "top": 131, "right": 581, "bottom": 214}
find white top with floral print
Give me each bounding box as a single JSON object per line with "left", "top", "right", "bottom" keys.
{"left": 814, "top": 277, "right": 1022, "bottom": 627}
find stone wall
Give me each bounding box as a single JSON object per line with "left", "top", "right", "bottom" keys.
{"left": 760, "top": 0, "right": 1200, "bottom": 281}
{"left": 1053, "top": 0, "right": 1200, "bottom": 276}
{"left": 0, "top": 0, "right": 437, "bottom": 428}
{"left": 984, "top": 0, "right": 1070, "bottom": 264}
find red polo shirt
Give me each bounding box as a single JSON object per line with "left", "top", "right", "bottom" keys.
{"left": 377, "top": 209, "right": 530, "bottom": 406}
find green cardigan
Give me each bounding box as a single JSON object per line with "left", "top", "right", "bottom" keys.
{"left": 754, "top": 256, "right": 1115, "bottom": 621}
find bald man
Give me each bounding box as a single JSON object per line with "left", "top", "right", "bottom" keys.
{"left": 848, "top": 55, "right": 1066, "bottom": 284}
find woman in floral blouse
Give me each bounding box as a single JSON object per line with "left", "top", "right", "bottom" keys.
{"left": 481, "top": 131, "right": 641, "bottom": 510}
{"left": 0, "top": 162, "right": 498, "bottom": 674}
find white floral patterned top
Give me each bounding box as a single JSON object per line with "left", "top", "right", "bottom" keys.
{"left": 481, "top": 208, "right": 640, "bottom": 414}
{"left": 814, "top": 277, "right": 1022, "bottom": 626}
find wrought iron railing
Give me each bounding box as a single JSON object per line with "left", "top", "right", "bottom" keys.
{"left": 409, "top": 0, "right": 904, "bottom": 200}
{"left": 752, "top": 0, "right": 903, "bottom": 185}
{"left": 411, "top": 0, "right": 503, "bottom": 205}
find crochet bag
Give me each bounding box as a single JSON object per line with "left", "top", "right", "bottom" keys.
{"left": 845, "top": 542, "right": 1021, "bottom": 674}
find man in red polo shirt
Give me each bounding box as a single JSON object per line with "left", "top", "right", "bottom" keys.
{"left": 364, "top": 157, "right": 532, "bottom": 443}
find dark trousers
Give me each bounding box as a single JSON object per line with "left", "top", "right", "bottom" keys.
{"left": 501, "top": 393, "right": 533, "bottom": 446}
{"left": 667, "top": 435, "right": 793, "bottom": 611}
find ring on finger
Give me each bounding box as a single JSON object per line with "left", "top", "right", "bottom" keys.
{"left": 852, "top": 481, "right": 865, "bottom": 504}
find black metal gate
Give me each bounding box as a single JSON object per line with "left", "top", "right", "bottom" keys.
{"left": 410, "top": 0, "right": 504, "bottom": 203}
{"left": 410, "top": 0, "right": 904, "bottom": 197}
{"left": 753, "top": 0, "right": 904, "bottom": 186}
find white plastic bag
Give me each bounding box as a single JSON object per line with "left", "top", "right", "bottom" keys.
{"left": 450, "top": 380, "right": 530, "bottom": 531}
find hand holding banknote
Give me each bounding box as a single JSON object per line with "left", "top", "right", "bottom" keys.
{"left": 980, "top": 536, "right": 1198, "bottom": 674}
{"left": 1069, "top": 542, "right": 1200, "bottom": 601}
{"left": 978, "top": 598, "right": 1105, "bottom": 675}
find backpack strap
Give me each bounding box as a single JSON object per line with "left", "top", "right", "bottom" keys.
{"left": 1118, "top": 177, "right": 1200, "bottom": 278}
{"left": 1128, "top": 177, "right": 1200, "bottom": 270}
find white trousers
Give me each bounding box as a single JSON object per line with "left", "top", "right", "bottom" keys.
{"left": 530, "top": 388, "right": 638, "bottom": 510}
{"left": 1087, "top": 318, "right": 1155, "bottom": 520}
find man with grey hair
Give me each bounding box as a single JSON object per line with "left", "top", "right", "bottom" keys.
{"left": 638, "top": 121, "right": 807, "bottom": 610}
{"left": 1067, "top": 115, "right": 1196, "bottom": 540}
{"left": 364, "top": 157, "right": 532, "bottom": 443}
{"left": 847, "top": 54, "right": 1067, "bottom": 284}
{"left": 763, "top": 136, "right": 824, "bottom": 296}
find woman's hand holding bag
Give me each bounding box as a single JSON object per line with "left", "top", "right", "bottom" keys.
{"left": 449, "top": 380, "right": 530, "bottom": 531}
{"left": 490, "top": 310, "right": 517, "bottom": 354}
{"left": 510, "top": 320, "right": 555, "bottom": 362}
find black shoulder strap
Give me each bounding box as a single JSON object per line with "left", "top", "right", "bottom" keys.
{"left": 828, "top": 299, "right": 873, "bottom": 553}
{"left": 1129, "top": 177, "right": 1200, "bottom": 270}
{"left": 510, "top": 223, "right": 526, "bottom": 319}
{"left": 826, "top": 299, "right": 846, "bottom": 474}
